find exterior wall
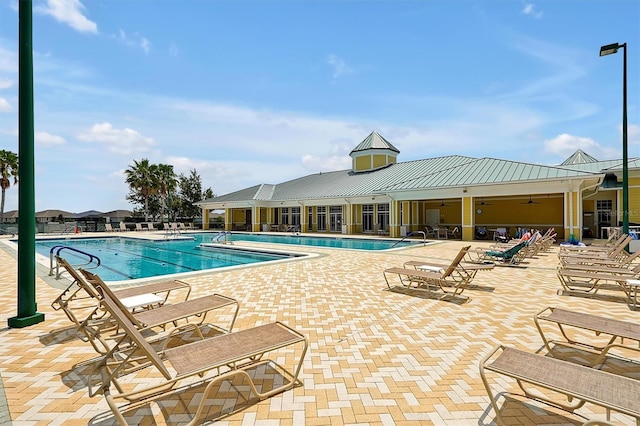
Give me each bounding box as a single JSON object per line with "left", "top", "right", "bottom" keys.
{"left": 207, "top": 193, "right": 571, "bottom": 241}
{"left": 372, "top": 154, "right": 387, "bottom": 169}
{"left": 354, "top": 156, "right": 370, "bottom": 172}
{"left": 630, "top": 178, "right": 640, "bottom": 224}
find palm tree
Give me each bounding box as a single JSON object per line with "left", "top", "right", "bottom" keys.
{"left": 125, "top": 159, "right": 157, "bottom": 221}
{"left": 0, "top": 150, "right": 19, "bottom": 225}
{"left": 155, "top": 164, "right": 177, "bottom": 223}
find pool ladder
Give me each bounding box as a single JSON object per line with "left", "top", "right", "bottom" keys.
{"left": 49, "top": 245, "right": 101, "bottom": 279}
{"left": 212, "top": 231, "right": 233, "bottom": 245}
{"left": 391, "top": 230, "right": 427, "bottom": 248}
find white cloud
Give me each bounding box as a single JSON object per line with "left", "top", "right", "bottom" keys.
{"left": 0, "top": 46, "right": 17, "bottom": 72}
{"left": 327, "top": 54, "right": 354, "bottom": 80}
{"left": 112, "top": 29, "right": 151, "bottom": 54}
{"left": 0, "top": 97, "right": 11, "bottom": 112}
{"left": 544, "top": 133, "right": 618, "bottom": 160}
{"left": 0, "top": 78, "right": 14, "bottom": 89}
{"left": 77, "top": 122, "right": 155, "bottom": 155}
{"left": 522, "top": 3, "right": 543, "bottom": 18}
{"left": 35, "top": 0, "right": 98, "bottom": 34}
{"left": 36, "top": 131, "right": 65, "bottom": 146}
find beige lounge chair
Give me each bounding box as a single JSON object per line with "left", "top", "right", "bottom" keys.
{"left": 534, "top": 306, "right": 640, "bottom": 366}
{"left": 147, "top": 222, "right": 156, "bottom": 231}
{"left": 556, "top": 263, "right": 639, "bottom": 303}
{"left": 135, "top": 223, "right": 144, "bottom": 232}
{"left": 79, "top": 269, "right": 239, "bottom": 354}
{"left": 51, "top": 256, "right": 191, "bottom": 330}
{"left": 480, "top": 344, "right": 640, "bottom": 425}
{"left": 105, "top": 223, "right": 115, "bottom": 232}
{"left": 383, "top": 246, "right": 481, "bottom": 300}
{"left": 558, "top": 235, "right": 633, "bottom": 265}
{"left": 91, "top": 290, "right": 308, "bottom": 425}
{"left": 403, "top": 248, "right": 494, "bottom": 282}
{"left": 560, "top": 233, "right": 627, "bottom": 253}
{"left": 118, "top": 221, "right": 127, "bottom": 232}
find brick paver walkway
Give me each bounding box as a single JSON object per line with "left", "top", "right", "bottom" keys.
{"left": 0, "top": 234, "right": 638, "bottom": 425}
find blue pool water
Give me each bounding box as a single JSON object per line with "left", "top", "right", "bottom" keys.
{"left": 36, "top": 233, "right": 419, "bottom": 281}
{"left": 222, "top": 232, "right": 419, "bottom": 250}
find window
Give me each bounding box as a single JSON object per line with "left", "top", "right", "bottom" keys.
{"left": 291, "top": 207, "right": 300, "bottom": 226}
{"left": 597, "top": 200, "right": 613, "bottom": 225}
{"left": 317, "top": 206, "right": 326, "bottom": 231}
{"left": 362, "top": 204, "right": 374, "bottom": 232}
{"left": 281, "top": 207, "right": 289, "bottom": 225}
{"left": 377, "top": 203, "right": 389, "bottom": 231}
{"left": 308, "top": 207, "right": 313, "bottom": 230}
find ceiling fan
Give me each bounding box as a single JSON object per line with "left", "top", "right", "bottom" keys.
{"left": 521, "top": 195, "right": 542, "bottom": 205}
{"left": 439, "top": 199, "right": 450, "bottom": 207}
{"left": 476, "top": 197, "right": 493, "bottom": 206}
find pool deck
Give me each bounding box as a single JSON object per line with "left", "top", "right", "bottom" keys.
{"left": 1, "top": 233, "right": 639, "bottom": 425}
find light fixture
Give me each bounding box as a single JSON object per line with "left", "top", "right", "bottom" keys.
{"left": 600, "top": 41, "right": 628, "bottom": 235}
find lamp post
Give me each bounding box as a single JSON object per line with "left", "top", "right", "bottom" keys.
{"left": 600, "top": 42, "right": 628, "bottom": 236}
{"left": 8, "top": 0, "right": 45, "bottom": 328}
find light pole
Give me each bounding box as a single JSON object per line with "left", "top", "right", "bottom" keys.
{"left": 600, "top": 42, "right": 628, "bottom": 236}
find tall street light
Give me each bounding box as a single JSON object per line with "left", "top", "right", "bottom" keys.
{"left": 600, "top": 42, "right": 628, "bottom": 236}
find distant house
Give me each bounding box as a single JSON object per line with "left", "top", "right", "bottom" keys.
{"left": 196, "top": 131, "right": 639, "bottom": 241}
{"left": 1, "top": 210, "right": 19, "bottom": 224}
{"left": 104, "top": 210, "right": 133, "bottom": 223}
{"left": 35, "top": 210, "right": 74, "bottom": 223}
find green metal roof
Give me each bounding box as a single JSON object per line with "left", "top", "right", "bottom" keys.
{"left": 379, "top": 157, "right": 597, "bottom": 191}
{"left": 200, "top": 154, "right": 601, "bottom": 204}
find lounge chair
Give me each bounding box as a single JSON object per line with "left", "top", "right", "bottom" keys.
{"left": 534, "top": 306, "right": 640, "bottom": 366}
{"left": 403, "top": 249, "right": 494, "bottom": 282}
{"left": 105, "top": 223, "right": 115, "bottom": 232}
{"left": 79, "top": 269, "right": 239, "bottom": 354}
{"left": 118, "top": 221, "right": 127, "bottom": 232}
{"left": 135, "top": 223, "right": 144, "bottom": 232}
{"left": 91, "top": 290, "right": 308, "bottom": 425}
{"left": 479, "top": 344, "right": 640, "bottom": 425}
{"left": 51, "top": 256, "right": 191, "bottom": 331}
{"left": 559, "top": 233, "right": 628, "bottom": 253}
{"left": 383, "top": 246, "right": 483, "bottom": 300}
{"left": 556, "top": 262, "right": 640, "bottom": 299}
{"left": 558, "top": 235, "right": 633, "bottom": 266}
{"left": 147, "top": 222, "right": 156, "bottom": 231}
{"left": 469, "top": 240, "right": 529, "bottom": 265}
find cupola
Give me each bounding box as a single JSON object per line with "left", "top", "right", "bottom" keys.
{"left": 349, "top": 131, "right": 400, "bottom": 172}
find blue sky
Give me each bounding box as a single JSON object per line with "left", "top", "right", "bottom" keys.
{"left": 0, "top": 0, "right": 638, "bottom": 213}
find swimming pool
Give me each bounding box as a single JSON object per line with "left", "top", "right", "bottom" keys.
{"left": 218, "top": 232, "right": 420, "bottom": 250}
{"left": 35, "top": 233, "right": 420, "bottom": 282}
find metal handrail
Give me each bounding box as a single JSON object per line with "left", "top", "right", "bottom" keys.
{"left": 211, "top": 231, "right": 233, "bottom": 244}
{"left": 391, "top": 230, "right": 427, "bottom": 248}
{"left": 49, "top": 245, "right": 101, "bottom": 279}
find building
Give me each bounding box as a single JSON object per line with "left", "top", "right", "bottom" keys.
{"left": 196, "top": 131, "right": 638, "bottom": 241}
